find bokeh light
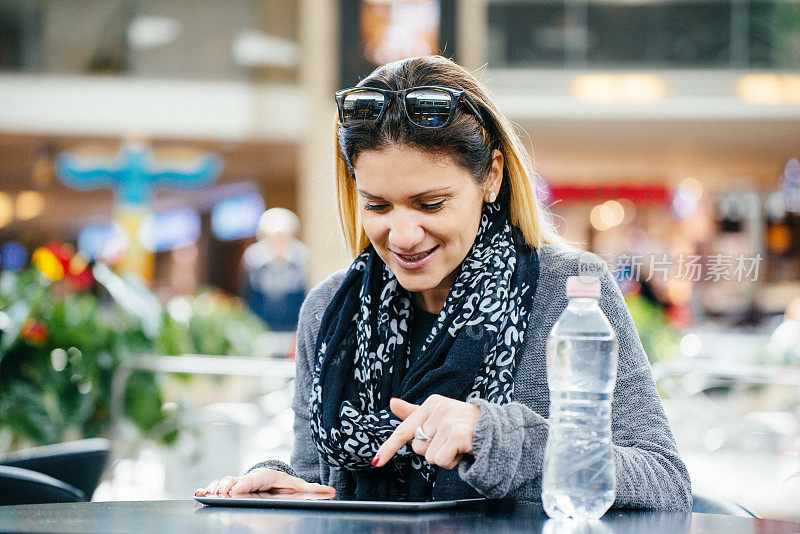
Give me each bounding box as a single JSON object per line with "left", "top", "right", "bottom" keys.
{"left": 15, "top": 191, "right": 45, "bottom": 221}
{"left": 590, "top": 204, "right": 610, "bottom": 231}
{"left": 780, "top": 158, "right": 800, "bottom": 213}
{"left": 571, "top": 74, "right": 667, "bottom": 105}
{"left": 736, "top": 74, "right": 800, "bottom": 105}
{"left": 0, "top": 192, "right": 13, "bottom": 228}
{"left": 0, "top": 241, "right": 27, "bottom": 270}
{"left": 590, "top": 200, "right": 626, "bottom": 231}
{"left": 672, "top": 178, "right": 703, "bottom": 220}
{"left": 680, "top": 333, "right": 702, "bottom": 357}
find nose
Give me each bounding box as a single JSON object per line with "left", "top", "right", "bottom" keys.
{"left": 388, "top": 211, "right": 425, "bottom": 252}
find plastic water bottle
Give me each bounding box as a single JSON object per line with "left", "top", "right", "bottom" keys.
{"left": 542, "top": 275, "right": 618, "bottom": 520}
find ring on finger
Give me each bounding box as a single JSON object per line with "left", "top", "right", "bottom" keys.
{"left": 414, "top": 425, "right": 432, "bottom": 442}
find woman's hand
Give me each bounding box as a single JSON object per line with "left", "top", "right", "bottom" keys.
{"left": 372, "top": 395, "right": 482, "bottom": 470}
{"left": 194, "top": 468, "right": 336, "bottom": 497}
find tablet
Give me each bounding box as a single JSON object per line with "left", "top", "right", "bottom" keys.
{"left": 194, "top": 492, "right": 486, "bottom": 511}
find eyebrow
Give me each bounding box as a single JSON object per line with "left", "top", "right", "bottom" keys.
{"left": 356, "top": 187, "right": 454, "bottom": 200}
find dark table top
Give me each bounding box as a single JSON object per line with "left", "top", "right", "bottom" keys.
{"left": 0, "top": 500, "right": 799, "bottom": 534}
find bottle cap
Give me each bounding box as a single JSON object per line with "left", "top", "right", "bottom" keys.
{"left": 566, "top": 276, "right": 601, "bottom": 299}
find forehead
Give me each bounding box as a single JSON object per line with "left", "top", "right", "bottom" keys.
{"left": 353, "top": 146, "right": 475, "bottom": 197}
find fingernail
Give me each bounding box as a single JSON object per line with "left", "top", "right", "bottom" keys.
{"left": 371, "top": 454, "right": 380, "bottom": 466}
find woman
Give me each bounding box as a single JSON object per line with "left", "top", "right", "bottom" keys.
{"left": 197, "top": 55, "right": 692, "bottom": 509}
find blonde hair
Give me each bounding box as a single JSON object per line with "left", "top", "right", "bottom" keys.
{"left": 334, "top": 56, "right": 571, "bottom": 258}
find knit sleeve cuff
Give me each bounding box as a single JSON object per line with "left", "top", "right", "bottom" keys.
{"left": 244, "top": 460, "right": 298, "bottom": 478}
{"left": 457, "top": 398, "right": 549, "bottom": 498}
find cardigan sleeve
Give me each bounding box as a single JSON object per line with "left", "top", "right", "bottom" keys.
{"left": 457, "top": 266, "right": 692, "bottom": 511}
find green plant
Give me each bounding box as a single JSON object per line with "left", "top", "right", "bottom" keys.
{"left": 624, "top": 289, "right": 681, "bottom": 366}
{"left": 0, "top": 243, "right": 267, "bottom": 453}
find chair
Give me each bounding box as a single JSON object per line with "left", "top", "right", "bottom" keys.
{"left": 692, "top": 492, "right": 757, "bottom": 517}
{"left": 0, "top": 466, "right": 85, "bottom": 505}
{"left": 0, "top": 438, "right": 111, "bottom": 505}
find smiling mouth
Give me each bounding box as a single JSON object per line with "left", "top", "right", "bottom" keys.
{"left": 395, "top": 245, "right": 439, "bottom": 262}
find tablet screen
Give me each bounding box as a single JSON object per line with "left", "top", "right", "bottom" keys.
{"left": 195, "top": 492, "right": 486, "bottom": 511}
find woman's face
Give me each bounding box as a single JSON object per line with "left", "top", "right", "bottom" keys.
{"left": 353, "top": 145, "right": 502, "bottom": 313}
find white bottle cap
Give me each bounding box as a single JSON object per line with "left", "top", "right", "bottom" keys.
{"left": 566, "top": 276, "right": 601, "bottom": 299}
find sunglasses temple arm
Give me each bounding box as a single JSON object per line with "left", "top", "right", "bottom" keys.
{"left": 462, "top": 96, "right": 485, "bottom": 126}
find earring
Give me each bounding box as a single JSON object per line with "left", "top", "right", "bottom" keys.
{"left": 488, "top": 192, "right": 497, "bottom": 203}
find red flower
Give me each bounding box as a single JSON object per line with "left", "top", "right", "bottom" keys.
{"left": 31, "top": 242, "right": 93, "bottom": 290}
{"left": 21, "top": 319, "right": 48, "bottom": 345}
{"left": 45, "top": 242, "right": 73, "bottom": 268}
{"left": 66, "top": 253, "right": 94, "bottom": 291}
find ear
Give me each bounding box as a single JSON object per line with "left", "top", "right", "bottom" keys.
{"left": 485, "top": 149, "right": 504, "bottom": 198}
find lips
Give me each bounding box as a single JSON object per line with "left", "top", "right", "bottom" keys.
{"left": 396, "top": 246, "right": 437, "bottom": 261}
{"left": 391, "top": 245, "right": 440, "bottom": 270}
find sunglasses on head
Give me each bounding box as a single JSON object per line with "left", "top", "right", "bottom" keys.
{"left": 335, "top": 85, "right": 485, "bottom": 129}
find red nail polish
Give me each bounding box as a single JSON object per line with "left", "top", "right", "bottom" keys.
{"left": 371, "top": 454, "right": 380, "bottom": 466}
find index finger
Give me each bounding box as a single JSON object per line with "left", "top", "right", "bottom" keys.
{"left": 373, "top": 402, "right": 434, "bottom": 468}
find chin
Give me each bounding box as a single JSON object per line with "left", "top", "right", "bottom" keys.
{"left": 390, "top": 268, "right": 440, "bottom": 293}
{"left": 396, "top": 279, "right": 434, "bottom": 294}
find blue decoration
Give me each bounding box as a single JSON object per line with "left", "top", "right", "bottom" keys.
{"left": 211, "top": 193, "right": 266, "bottom": 241}
{"left": 0, "top": 241, "right": 27, "bottom": 270}
{"left": 78, "top": 223, "right": 126, "bottom": 261}
{"left": 56, "top": 142, "right": 221, "bottom": 206}
{"left": 140, "top": 208, "right": 201, "bottom": 252}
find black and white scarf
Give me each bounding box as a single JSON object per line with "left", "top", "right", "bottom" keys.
{"left": 309, "top": 201, "right": 539, "bottom": 499}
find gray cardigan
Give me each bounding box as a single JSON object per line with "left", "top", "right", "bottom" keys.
{"left": 253, "top": 244, "right": 692, "bottom": 510}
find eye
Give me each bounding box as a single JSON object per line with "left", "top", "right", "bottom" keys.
{"left": 420, "top": 200, "right": 445, "bottom": 212}
{"left": 364, "top": 202, "right": 388, "bottom": 212}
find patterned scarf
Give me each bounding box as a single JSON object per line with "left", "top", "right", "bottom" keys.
{"left": 309, "top": 201, "right": 539, "bottom": 499}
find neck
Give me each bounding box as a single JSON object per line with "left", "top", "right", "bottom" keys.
{"left": 410, "top": 267, "right": 460, "bottom": 314}
{"left": 411, "top": 289, "right": 447, "bottom": 315}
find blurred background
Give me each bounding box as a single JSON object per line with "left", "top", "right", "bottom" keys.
{"left": 0, "top": 0, "right": 799, "bottom": 519}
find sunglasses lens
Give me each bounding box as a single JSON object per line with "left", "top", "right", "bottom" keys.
{"left": 405, "top": 88, "right": 454, "bottom": 127}
{"left": 340, "top": 90, "right": 386, "bottom": 122}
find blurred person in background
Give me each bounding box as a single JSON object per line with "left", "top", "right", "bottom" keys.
{"left": 764, "top": 297, "right": 800, "bottom": 365}
{"left": 198, "top": 56, "right": 690, "bottom": 508}
{"left": 241, "top": 208, "right": 308, "bottom": 332}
